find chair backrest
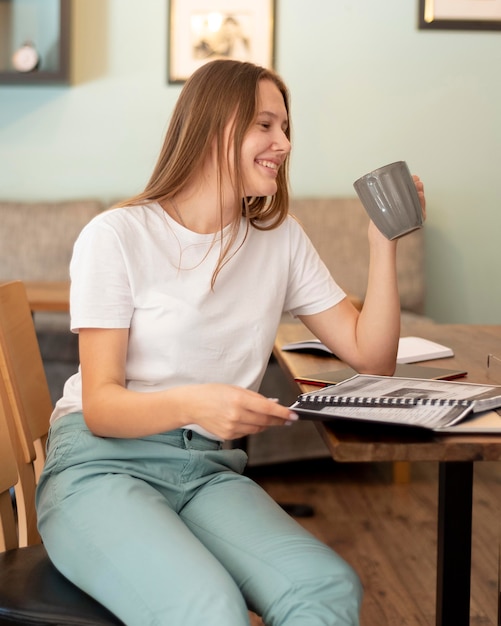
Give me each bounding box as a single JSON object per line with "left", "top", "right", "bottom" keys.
{"left": 0, "top": 347, "right": 41, "bottom": 547}
{"left": 0, "top": 372, "right": 28, "bottom": 552}
{"left": 0, "top": 390, "right": 19, "bottom": 552}
{"left": 0, "top": 281, "right": 53, "bottom": 473}
{"left": 0, "top": 281, "right": 52, "bottom": 546}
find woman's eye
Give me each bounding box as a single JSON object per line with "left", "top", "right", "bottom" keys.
{"left": 259, "top": 122, "right": 270, "bottom": 129}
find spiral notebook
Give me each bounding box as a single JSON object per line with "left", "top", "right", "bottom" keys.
{"left": 290, "top": 374, "right": 501, "bottom": 433}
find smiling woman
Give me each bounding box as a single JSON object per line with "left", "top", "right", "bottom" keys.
{"left": 34, "top": 58, "right": 426, "bottom": 626}
{"left": 37, "top": 52, "right": 424, "bottom": 626}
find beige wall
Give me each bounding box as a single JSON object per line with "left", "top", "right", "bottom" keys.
{"left": 0, "top": 0, "right": 500, "bottom": 323}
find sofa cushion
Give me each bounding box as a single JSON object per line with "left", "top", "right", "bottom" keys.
{"left": 0, "top": 200, "right": 104, "bottom": 333}
{"left": 0, "top": 199, "right": 103, "bottom": 282}
{"left": 289, "top": 197, "right": 425, "bottom": 315}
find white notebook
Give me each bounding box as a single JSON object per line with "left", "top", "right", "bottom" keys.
{"left": 396, "top": 337, "right": 453, "bottom": 364}
{"left": 281, "top": 336, "right": 454, "bottom": 364}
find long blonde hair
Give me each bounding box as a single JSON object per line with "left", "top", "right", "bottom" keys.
{"left": 118, "top": 59, "right": 291, "bottom": 285}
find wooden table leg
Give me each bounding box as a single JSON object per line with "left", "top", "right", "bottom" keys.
{"left": 436, "top": 461, "right": 473, "bottom": 626}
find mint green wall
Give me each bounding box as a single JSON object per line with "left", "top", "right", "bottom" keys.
{"left": 1, "top": 0, "right": 500, "bottom": 324}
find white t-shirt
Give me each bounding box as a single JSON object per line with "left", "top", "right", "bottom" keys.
{"left": 51, "top": 202, "right": 345, "bottom": 437}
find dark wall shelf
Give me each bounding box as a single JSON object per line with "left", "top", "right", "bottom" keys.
{"left": 0, "top": 0, "right": 71, "bottom": 86}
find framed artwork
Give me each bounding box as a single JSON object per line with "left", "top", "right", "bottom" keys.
{"left": 419, "top": 0, "right": 501, "bottom": 30}
{"left": 168, "top": 0, "right": 276, "bottom": 84}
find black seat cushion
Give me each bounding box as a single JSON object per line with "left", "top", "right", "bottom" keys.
{"left": 0, "top": 544, "right": 124, "bottom": 625}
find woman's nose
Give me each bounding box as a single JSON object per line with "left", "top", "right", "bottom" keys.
{"left": 274, "top": 132, "right": 291, "bottom": 154}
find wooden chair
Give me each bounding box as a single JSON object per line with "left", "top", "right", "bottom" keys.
{"left": 0, "top": 280, "right": 54, "bottom": 547}
{"left": 0, "top": 360, "right": 125, "bottom": 625}
{"left": 0, "top": 280, "right": 51, "bottom": 478}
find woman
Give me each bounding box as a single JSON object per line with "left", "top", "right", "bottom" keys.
{"left": 36, "top": 59, "right": 425, "bottom": 626}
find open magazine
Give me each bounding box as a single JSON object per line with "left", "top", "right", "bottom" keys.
{"left": 290, "top": 374, "right": 501, "bottom": 433}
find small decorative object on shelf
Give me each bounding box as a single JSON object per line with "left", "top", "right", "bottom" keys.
{"left": 0, "top": 0, "right": 71, "bottom": 85}
{"left": 12, "top": 42, "right": 40, "bottom": 73}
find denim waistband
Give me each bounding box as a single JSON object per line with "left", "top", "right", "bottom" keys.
{"left": 49, "top": 412, "right": 223, "bottom": 452}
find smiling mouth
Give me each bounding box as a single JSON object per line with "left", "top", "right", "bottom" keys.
{"left": 256, "top": 159, "right": 279, "bottom": 171}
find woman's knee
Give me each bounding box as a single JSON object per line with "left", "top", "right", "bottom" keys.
{"left": 263, "top": 555, "right": 362, "bottom": 626}
{"left": 308, "top": 555, "right": 363, "bottom": 624}
{"left": 187, "top": 579, "right": 251, "bottom": 626}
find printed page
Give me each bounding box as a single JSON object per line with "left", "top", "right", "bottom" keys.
{"left": 310, "top": 375, "right": 498, "bottom": 404}
{"left": 294, "top": 375, "right": 501, "bottom": 430}
{"left": 294, "top": 398, "right": 470, "bottom": 430}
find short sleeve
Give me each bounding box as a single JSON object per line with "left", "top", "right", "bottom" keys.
{"left": 69, "top": 217, "right": 134, "bottom": 332}
{"left": 283, "top": 218, "right": 346, "bottom": 317}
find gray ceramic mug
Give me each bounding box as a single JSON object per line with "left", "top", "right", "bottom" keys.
{"left": 353, "top": 161, "right": 423, "bottom": 240}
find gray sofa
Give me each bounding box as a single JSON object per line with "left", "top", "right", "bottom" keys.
{"left": 0, "top": 197, "right": 428, "bottom": 464}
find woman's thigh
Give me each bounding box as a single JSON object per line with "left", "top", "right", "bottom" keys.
{"left": 36, "top": 419, "right": 252, "bottom": 626}
{"left": 181, "top": 473, "right": 362, "bottom": 626}
{"left": 38, "top": 470, "right": 251, "bottom": 626}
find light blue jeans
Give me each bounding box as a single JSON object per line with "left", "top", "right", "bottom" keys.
{"left": 36, "top": 413, "right": 362, "bottom": 626}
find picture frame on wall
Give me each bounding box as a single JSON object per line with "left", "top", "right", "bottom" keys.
{"left": 419, "top": 0, "right": 501, "bottom": 30}
{"left": 168, "top": 0, "right": 276, "bottom": 84}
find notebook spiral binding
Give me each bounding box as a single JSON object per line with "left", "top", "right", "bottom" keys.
{"left": 298, "top": 395, "right": 473, "bottom": 409}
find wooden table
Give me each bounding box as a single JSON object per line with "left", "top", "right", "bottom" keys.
{"left": 274, "top": 319, "right": 501, "bottom": 626}
{"left": 23, "top": 281, "right": 70, "bottom": 313}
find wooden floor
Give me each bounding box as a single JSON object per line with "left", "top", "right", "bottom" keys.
{"left": 248, "top": 457, "right": 501, "bottom": 626}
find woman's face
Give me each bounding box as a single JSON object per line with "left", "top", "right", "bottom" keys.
{"left": 239, "top": 79, "right": 291, "bottom": 198}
